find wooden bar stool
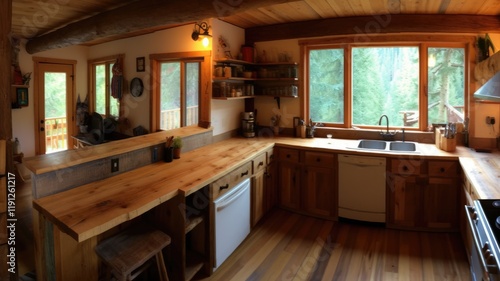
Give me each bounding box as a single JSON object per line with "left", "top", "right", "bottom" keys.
{"left": 95, "top": 224, "right": 171, "bottom": 281}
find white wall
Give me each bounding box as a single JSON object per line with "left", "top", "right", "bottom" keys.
{"left": 254, "top": 40, "right": 301, "bottom": 129}
{"left": 210, "top": 19, "right": 246, "bottom": 136}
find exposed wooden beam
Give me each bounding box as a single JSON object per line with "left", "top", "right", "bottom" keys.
{"left": 246, "top": 14, "right": 500, "bottom": 43}
{"left": 25, "top": 0, "right": 300, "bottom": 54}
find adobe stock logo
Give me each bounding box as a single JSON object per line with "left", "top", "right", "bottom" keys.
{"left": 21, "top": 0, "right": 71, "bottom": 38}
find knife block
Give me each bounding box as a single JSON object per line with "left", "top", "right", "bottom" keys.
{"left": 435, "top": 128, "right": 456, "bottom": 152}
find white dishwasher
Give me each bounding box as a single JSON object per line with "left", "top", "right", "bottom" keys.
{"left": 213, "top": 178, "right": 251, "bottom": 270}
{"left": 338, "top": 154, "right": 386, "bottom": 223}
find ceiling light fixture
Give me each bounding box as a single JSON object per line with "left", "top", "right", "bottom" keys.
{"left": 191, "top": 22, "right": 211, "bottom": 47}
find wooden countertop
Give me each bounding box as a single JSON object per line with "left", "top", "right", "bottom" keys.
{"left": 33, "top": 135, "right": 499, "bottom": 242}
{"left": 459, "top": 154, "right": 500, "bottom": 199}
{"left": 24, "top": 126, "right": 212, "bottom": 175}
{"left": 33, "top": 138, "right": 274, "bottom": 242}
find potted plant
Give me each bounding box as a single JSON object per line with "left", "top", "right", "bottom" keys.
{"left": 172, "top": 136, "right": 183, "bottom": 159}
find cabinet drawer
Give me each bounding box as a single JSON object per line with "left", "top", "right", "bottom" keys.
{"left": 304, "top": 151, "right": 334, "bottom": 166}
{"left": 428, "top": 161, "right": 458, "bottom": 177}
{"left": 253, "top": 152, "right": 267, "bottom": 174}
{"left": 391, "top": 159, "right": 422, "bottom": 175}
{"left": 277, "top": 148, "right": 300, "bottom": 162}
{"left": 230, "top": 161, "right": 252, "bottom": 185}
{"left": 210, "top": 174, "right": 232, "bottom": 200}
{"left": 210, "top": 161, "right": 252, "bottom": 200}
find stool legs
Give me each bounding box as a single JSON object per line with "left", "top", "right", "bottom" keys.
{"left": 156, "top": 251, "right": 169, "bottom": 281}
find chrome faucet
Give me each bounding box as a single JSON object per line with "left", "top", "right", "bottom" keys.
{"left": 378, "top": 115, "right": 389, "bottom": 134}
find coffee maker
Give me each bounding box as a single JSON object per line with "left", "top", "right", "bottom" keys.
{"left": 241, "top": 112, "right": 255, "bottom": 138}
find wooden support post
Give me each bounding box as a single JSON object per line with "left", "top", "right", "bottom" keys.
{"left": 0, "top": 0, "right": 14, "bottom": 280}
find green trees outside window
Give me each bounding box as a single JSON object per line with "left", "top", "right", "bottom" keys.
{"left": 308, "top": 45, "right": 465, "bottom": 130}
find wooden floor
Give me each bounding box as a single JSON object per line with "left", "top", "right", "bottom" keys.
{"left": 199, "top": 209, "right": 470, "bottom": 281}
{"left": 17, "top": 176, "right": 470, "bottom": 281}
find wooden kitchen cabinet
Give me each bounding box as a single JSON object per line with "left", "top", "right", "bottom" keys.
{"left": 387, "top": 158, "right": 459, "bottom": 231}
{"left": 276, "top": 147, "right": 337, "bottom": 220}
{"left": 302, "top": 151, "right": 336, "bottom": 218}
{"left": 251, "top": 148, "right": 277, "bottom": 227}
{"left": 278, "top": 159, "right": 302, "bottom": 210}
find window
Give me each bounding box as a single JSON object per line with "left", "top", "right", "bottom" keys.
{"left": 150, "top": 51, "right": 211, "bottom": 132}
{"left": 89, "top": 56, "right": 121, "bottom": 118}
{"left": 159, "top": 60, "right": 200, "bottom": 130}
{"left": 305, "top": 38, "right": 467, "bottom": 131}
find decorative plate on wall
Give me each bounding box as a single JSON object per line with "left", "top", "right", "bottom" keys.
{"left": 130, "top": 77, "right": 144, "bottom": 97}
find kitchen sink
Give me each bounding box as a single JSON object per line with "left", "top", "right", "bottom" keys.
{"left": 389, "top": 141, "right": 416, "bottom": 152}
{"left": 357, "top": 140, "right": 387, "bottom": 150}
{"left": 354, "top": 140, "right": 418, "bottom": 152}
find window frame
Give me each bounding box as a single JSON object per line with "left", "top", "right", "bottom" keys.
{"left": 300, "top": 35, "right": 473, "bottom": 132}
{"left": 150, "top": 51, "right": 212, "bottom": 132}
{"left": 88, "top": 54, "right": 123, "bottom": 118}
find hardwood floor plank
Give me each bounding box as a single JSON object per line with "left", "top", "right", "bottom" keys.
{"left": 197, "top": 208, "right": 470, "bottom": 281}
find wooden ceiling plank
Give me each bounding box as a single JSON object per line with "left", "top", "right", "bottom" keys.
{"left": 304, "top": 0, "right": 339, "bottom": 18}
{"left": 478, "top": 0, "right": 500, "bottom": 15}
{"left": 367, "top": 0, "right": 392, "bottom": 15}
{"left": 325, "top": 0, "right": 356, "bottom": 17}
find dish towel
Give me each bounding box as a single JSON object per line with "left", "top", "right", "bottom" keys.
{"left": 111, "top": 57, "right": 123, "bottom": 99}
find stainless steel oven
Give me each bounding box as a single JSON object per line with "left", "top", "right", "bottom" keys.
{"left": 466, "top": 200, "right": 500, "bottom": 281}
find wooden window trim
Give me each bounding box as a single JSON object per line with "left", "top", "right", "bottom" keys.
{"left": 300, "top": 34, "right": 474, "bottom": 131}
{"left": 149, "top": 51, "right": 211, "bottom": 132}
{"left": 87, "top": 54, "right": 124, "bottom": 117}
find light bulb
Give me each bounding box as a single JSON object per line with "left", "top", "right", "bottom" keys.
{"left": 202, "top": 37, "right": 209, "bottom": 47}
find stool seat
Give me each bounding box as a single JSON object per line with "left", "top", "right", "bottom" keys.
{"left": 95, "top": 224, "right": 171, "bottom": 281}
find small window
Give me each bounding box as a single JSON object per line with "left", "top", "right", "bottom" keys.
{"left": 159, "top": 60, "right": 200, "bottom": 130}
{"left": 89, "top": 57, "right": 121, "bottom": 118}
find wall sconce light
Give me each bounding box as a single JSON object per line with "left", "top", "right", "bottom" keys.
{"left": 191, "top": 22, "right": 211, "bottom": 47}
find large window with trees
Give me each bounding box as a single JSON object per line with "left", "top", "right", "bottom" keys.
{"left": 306, "top": 40, "right": 466, "bottom": 131}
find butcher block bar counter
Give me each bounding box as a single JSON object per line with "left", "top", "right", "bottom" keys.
{"left": 26, "top": 132, "right": 500, "bottom": 281}
{"left": 32, "top": 137, "right": 274, "bottom": 242}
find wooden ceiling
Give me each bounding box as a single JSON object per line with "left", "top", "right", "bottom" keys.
{"left": 10, "top": 0, "right": 500, "bottom": 52}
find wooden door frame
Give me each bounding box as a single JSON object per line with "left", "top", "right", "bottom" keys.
{"left": 33, "top": 57, "right": 77, "bottom": 155}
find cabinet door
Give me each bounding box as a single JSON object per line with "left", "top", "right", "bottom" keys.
{"left": 387, "top": 174, "right": 422, "bottom": 228}
{"left": 278, "top": 161, "right": 301, "bottom": 210}
{"left": 423, "top": 177, "right": 458, "bottom": 230}
{"left": 265, "top": 161, "right": 277, "bottom": 212}
{"left": 303, "top": 165, "right": 336, "bottom": 218}
{"left": 251, "top": 169, "right": 266, "bottom": 227}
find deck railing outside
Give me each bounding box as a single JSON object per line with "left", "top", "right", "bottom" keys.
{"left": 160, "top": 106, "right": 199, "bottom": 130}
{"left": 45, "top": 116, "right": 67, "bottom": 153}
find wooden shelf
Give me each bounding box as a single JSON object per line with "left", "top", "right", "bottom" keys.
{"left": 214, "top": 58, "right": 298, "bottom": 66}
{"left": 185, "top": 250, "right": 205, "bottom": 281}
{"left": 212, "top": 96, "right": 254, "bottom": 100}
{"left": 184, "top": 215, "right": 203, "bottom": 234}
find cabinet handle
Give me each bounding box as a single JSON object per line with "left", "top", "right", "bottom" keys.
{"left": 286, "top": 154, "right": 291, "bottom": 158}
{"left": 316, "top": 158, "right": 321, "bottom": 162}
{"left": 440, "top": 167, "right": 445, "bottom": 173}
{"left": 403, "top": 165, "right": 408, "bottom": 172}
{"left": 241, "top": 171, "right": 249, "bottom": 177}
{"left": 220, "top": 184, "right": 229, "bottom": 190}
{"left": 258, "top": 161, "right": 264, "bottom": 167}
